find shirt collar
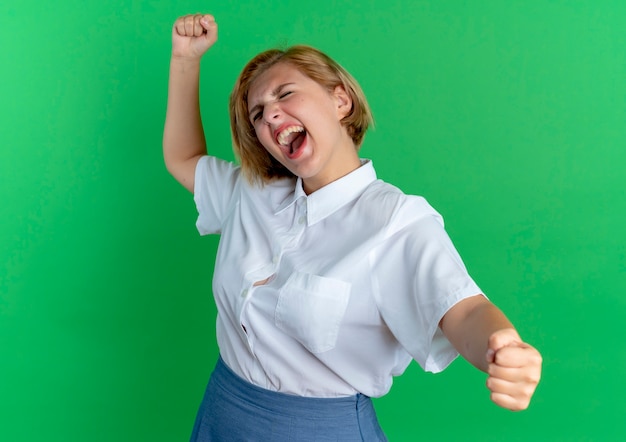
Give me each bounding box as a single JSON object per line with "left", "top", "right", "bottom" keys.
{"left": 275, "top": 159, "right": 377, "bottom": 225}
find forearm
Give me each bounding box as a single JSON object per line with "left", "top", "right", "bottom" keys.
{"left": 163, "top": 57, "right": 207, "bottom": 173}
{"left": 440, "top": 295, "right": 542, "bottom": 410}
{"left": 440, "top": 296, "right": 517, "bottom": 372}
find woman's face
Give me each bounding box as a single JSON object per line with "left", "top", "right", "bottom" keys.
{"left": 247, "top": 62, "right": 360, "bottom": 194}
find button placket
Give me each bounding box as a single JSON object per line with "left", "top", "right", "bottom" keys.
{"left": 238, "top": 284, "right": 254, "bottom": 350}
{"left": 300, "top": 201, "right": 308, "bottom": 226}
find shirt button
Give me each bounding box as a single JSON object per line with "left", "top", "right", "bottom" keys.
{"left": 241, "top": 288, "right": 248, "bottom": 298}
{"left": 298, "top": 216, "right": 306, "bottom": 225}
{"left": 272, "top": 255, "right": 279, "bottom": 264}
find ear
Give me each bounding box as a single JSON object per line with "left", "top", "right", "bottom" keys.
{"left": 333, "top": 85, "right": 353, "bottom": 120}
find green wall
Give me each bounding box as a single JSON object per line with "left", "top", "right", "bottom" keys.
{"left": 1, "top": 1, "right": 624, "bottom": 440}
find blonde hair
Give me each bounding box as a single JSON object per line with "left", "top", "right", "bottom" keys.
{"left": 229, "top": 45, "right": 373, "bottom": 184}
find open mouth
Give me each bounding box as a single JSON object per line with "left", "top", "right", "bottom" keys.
{"left": 276, "top": 125, "right": 307, "bottom": 157}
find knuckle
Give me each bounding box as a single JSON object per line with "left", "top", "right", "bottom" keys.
{"left": 520, "top": 385, "right": 533, "bottom": 398}
{"left": 524, "top": 367, "right": 542, "bottom": 385}
{"left": 511, "top": 402, "right": 528, "bottom": 412}
{"left": 529, "top": 371, "right": 541, "bottom": 384}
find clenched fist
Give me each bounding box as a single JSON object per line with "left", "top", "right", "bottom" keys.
{"left": 486, "top": 328, "right": 542, "bottom": 411}
{"left": 172, "top": 14, "right": 218, "bottom": 60}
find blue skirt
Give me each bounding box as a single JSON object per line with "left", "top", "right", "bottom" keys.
{"left": 190, "top": 357, "right": 388, "bottom": 441}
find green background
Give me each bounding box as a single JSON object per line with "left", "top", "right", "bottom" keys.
{"left": 1, "top": 1, "right": 625, "bottom": 440}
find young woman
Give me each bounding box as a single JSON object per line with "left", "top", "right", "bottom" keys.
{"left": 163, "top": 14, "right": 542, "bottom": 441}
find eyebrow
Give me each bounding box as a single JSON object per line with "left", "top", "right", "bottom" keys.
{"left": 248, "top": 82, "right": 295, "bottom": 120}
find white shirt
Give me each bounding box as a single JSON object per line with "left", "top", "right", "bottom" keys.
{"left": 194, "top": 156, "right": 483, "bottom": 398}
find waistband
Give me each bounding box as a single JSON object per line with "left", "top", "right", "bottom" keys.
{"left": 211, "top": 356, "right": 368, "bottom": 419}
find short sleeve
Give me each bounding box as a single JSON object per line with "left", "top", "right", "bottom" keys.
{"left": 193, "top": 156, "right": 242, "bottom": 235}
{"left": 372, "top": 210, "right": 484, "bottom": 373}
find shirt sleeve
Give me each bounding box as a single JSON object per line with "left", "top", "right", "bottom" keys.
{"left": 193, "top": 156, "right": 242, "bottom": 235}
{"left": 372, "top": 198, "right": 484, "bottom": 373}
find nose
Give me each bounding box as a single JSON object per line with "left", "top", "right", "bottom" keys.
{"left": 262, "top": 101, "right": 282, "bottom": 125}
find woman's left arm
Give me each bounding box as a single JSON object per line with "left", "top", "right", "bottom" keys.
{"left": 439, "top": 295, "right": 542, "bottom": 411}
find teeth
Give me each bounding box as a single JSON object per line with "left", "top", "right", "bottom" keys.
{"left": 277, "top": 126, "right": 305, "bottom": 146}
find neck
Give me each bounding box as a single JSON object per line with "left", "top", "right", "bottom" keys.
{"left": 303, "top": 146, "right": 361, "bottom": 194}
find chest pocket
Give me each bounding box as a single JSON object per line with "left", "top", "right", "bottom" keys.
{"left": 275, "top": 272, "right": 351, "bottom": 353}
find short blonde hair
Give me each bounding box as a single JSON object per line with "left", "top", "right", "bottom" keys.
{"left": 229, "top": 45, "right": 373, "bottom": 184}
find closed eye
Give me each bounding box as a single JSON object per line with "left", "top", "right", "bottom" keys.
{"left": 279, "top": 91, "right": 293, "bottom": 99}
{"left": 251, "top": 108, "right": 263, "bottom": 123}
